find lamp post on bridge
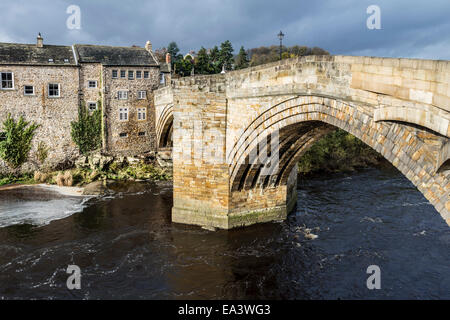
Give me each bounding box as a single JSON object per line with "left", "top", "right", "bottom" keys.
{"left": 277, "top": 30, "right": 285, "bottom": 60}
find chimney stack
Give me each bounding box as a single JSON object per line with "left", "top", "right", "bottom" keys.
{"left": 37, "top": 33, "right": 43, "bottom": 48}
{"left": 165, "top": 53, "right": 172, "bottom": 72}
{"left": 145, "top": 40, "right": 152, "bottom": 52}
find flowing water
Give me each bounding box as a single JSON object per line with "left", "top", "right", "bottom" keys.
{"left": 0, "top": 166, "right": 449, "bottom": 299}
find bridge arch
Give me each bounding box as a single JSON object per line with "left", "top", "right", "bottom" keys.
{"left": 156, "top": 103, "right": 173, "bottom": 149}
{"left": 228, "top": 95, "right": 449, "bottom": 222}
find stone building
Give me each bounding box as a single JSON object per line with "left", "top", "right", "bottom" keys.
{"left": 0, "top": 34, "right": 171, "bottom": 173}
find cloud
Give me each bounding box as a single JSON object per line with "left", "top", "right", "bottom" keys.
{"left": 0, "top": 0, "right": 448, "bottom": 59}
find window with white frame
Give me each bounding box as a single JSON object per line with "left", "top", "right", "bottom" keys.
{"left": 119, "top": 108, "right": 128, "bottom": 121}
{"left": 137, "top": 107, "right": 147, "bottom": 120}
{"left": 88, "top": 80, "right": 97, "bottom": 88}
{"left": 143, "top": 71, "right": 149, "bottom": 79}
{"left": 128, "top": 70, "right": 134, "bottom": 79}
{"left": 120, "top": 70, "right": 126, "bottom": 78}
{"left": 0, "top": 72, "right": 14, "bottom": 89}
{"left": 136, "top": 71, "right": 142, "bottom": 79}
{"left": 112, "top": 70, "right": 118, "bottom": 78}
{"left": 160, "top": 73, "right": 165, "bottom": 84}
{"left": 87, "top": 102, "right": 98, "bottom": 112}
{"left": 24, "top": 85, "right": 34, "bottom": 95}
{"left": 117, "top": 90, "right": 128, "bottom": 100}
{"left": 48, "top": 83, "right": 60, "bottom": 97}
{"left": 138, "top": 90, "right": 146, "bottom": 99}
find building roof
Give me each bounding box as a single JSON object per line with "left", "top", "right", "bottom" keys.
{"left": 160, "top": 63, "right": 171, "bottom": 73}
{"left": 74, "top": 44, "right": 159, "bottom": 66}
{"left": 0, "top": 43, "right": 76, "bottom": 66}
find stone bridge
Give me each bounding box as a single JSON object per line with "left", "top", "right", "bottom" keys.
{"left": 155, "top": 55, "right": 450, "bottom": 229}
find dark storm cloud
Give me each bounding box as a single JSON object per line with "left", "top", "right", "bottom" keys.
{"left": 0, "top": 0, "right": 449, "bottom": 59}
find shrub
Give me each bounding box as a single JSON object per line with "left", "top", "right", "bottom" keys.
{"left": 36, "top": 141, "right": 49, "bottom": 164}
{"left": 0, "top": 114, "right": 39, "bottom": 171}
{"left": 70, "top": 102, "right": 102, "bottom": 155}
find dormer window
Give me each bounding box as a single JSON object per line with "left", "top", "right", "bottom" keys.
{"left": 48, "top": 58, "right": 54, "bottom": 63}
{"left": 64, "top": 58, "right": 69, "bottom": 63}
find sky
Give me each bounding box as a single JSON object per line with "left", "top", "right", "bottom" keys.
{"left": 0, "top": 0, "right": 449, "bottom": 60}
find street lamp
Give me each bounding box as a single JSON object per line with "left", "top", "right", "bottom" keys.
{"left": 277, "top": 30, "right": 285, "bottom": 60}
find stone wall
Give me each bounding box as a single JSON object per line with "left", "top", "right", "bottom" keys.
{"left": 102, "top": 65, "right": 160, "bottom": 156}
{"left": 0, "top": 65, "right": 80, "bottom": 173}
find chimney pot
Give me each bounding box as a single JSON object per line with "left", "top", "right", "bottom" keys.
{"left": 37, "top": 33, "right": 43, "bottom": 48}
{"left": 145, "top": 40, "right": 152, "bottom": 52}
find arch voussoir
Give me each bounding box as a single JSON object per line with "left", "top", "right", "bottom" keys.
{"left": 228, "top": 96, "right": 449, "bottom": 225}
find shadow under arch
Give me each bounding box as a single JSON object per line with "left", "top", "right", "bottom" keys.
{"left": 228, "top": 95, "right": 449, "bottom": 224}
{"left": 157, "top": 104, "right": 174, "bottom": 149}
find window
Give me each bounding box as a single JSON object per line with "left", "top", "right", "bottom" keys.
{"left": 48, "top": 58, "right": 54, "bottom": 63}
{"left": 88, "top": 80, "right": 97, "bottom": 88}
{"left": 48, "top": 83, "right": 60, "bottom": 97}
{"left": 64, "top": 58, "right": 69, "bottom": 63}
{"left": 120, "top": 70, "right": 126, "bottom": 78}
{"left": 128, "top": 70, "right": 134, "bottom": 79}
{"left": 119, "top": 108, "right": 128, "bottom": 121}
{"left": 138, "top": 90, "right": 146, "bottom": 99}
{"left": 137, "top": 107, "right": 147, "bottom": 121}
{"left": 0, "top": 72, "right": 13, "bottom": 89}
{"left": 119, "top": 132, "right": 128, "bottom": 137}
{"left": 138, "top": 131, "right": 146, "bottom": 136}
{"left": 136, "top": 71, "right": 142, "bottom": 79}
{"left": 112, "top": 70, "right": 118, "bottom": 78}
{"left": 160, "top": 73, "right": 165, "bottom": 84}
{"left": 117, "top": 90, "right": 128, "bottom": 100}
{"left": 143, "top": 71, "right": 149, "bottom": 79}
{"left": 24, "top": 85, "right": 34, "bottom": 95}
{"left": 87, "top": 102, "right": 98, "bottom": 112}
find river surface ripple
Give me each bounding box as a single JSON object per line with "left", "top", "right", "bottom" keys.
{"left": 0, "top": 166, "right": 449, "bottom": 299}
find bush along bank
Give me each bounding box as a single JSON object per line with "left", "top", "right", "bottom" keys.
{"left": 297, "top": 129, "right": 386, "bottom": 176}
{"left": 1, "top": 153, "right": 172, "bottom": 188}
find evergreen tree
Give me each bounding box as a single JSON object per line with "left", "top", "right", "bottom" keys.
{"left": 235, "top": 46, "right": 249, "bottom": 70}
{"left": 218, "top": 40, "right": 234, "bottom": 71}
{"left": 195, "top": 47, "right": 212, "bottom": 74}
{"left": 167, "top": 42, "right": 182, "bottom": 68}
{"left": 174, "top": 56, "right": 194, "bottom": 77}
{"left": 167, "top": 42, "right": 180, "bottom": 59}
{"left": 209, "top": 46, "right": 221, "bottom": 73}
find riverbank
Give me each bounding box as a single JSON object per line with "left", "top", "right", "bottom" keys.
{"left": 297, "top": 129, "right": 385, "bottom": 177}
{"left": 0, "top": 157, "right": 171, "bottom": 192}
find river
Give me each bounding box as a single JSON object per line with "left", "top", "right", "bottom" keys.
{"left": 0, "top": 165, "right": 449, "bottom": 299}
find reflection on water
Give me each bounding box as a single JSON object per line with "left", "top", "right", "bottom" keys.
{"left": 0, "top": 168, "right": 449, "bottom": 299}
